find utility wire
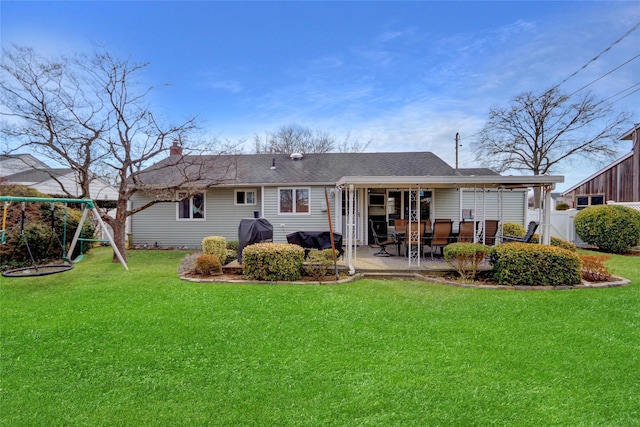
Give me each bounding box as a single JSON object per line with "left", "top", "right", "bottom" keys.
{"left": 551, "top": 21, "right": 640, "bottom": 91}
{"left": 568, "top": 53, "right": 640, "bottom": 97}
{"left": 601, "top": 82, "right": 640, "bottom": 103}
{"left": 611, "top": 86, "right": 640, "bottom": 104}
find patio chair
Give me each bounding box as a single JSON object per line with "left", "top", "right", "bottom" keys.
{"left": 393, "top": 218, "right": 408, "bottom": 232}
{"left": 481, "top": 220, "right": 500, "bottom": 245}
{"left": 502, "top": 221, "right": 539, "bottom": 243}
{"left": 369, "top": 219, "right": 396, "bottom": 257}
{"left": 429, "top": 219, "right": 453, "bottom": 258}
{"left": 403, "top": 220, "right": 426, "bottom": 259}
{"left": 456, "top": 220, "right": 476, "bottom": 243}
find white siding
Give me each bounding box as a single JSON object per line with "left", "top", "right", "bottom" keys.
{"left": 460, "top": 188, "right": 527, "bottom": 225}
{"left": 433, "top": 189, "right": 460, "bottom": 222}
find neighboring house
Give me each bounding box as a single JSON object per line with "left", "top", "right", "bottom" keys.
{"left": 129, "top": 146, "right": 563, "bottom": 258}
{"left": 560, "top": 124, "right": 640, "bottom": 208}
{"left": 1, "top": 154, "right": 118, "bottom": 201}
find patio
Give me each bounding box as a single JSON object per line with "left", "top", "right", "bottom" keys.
{"left": 335, "top": 243, "right": 490, "bottom": 277}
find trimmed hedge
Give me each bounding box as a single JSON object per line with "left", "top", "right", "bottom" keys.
{"left": 202, "top": 236, "right": 227, "bottom": 264}
{"left": 530, "top": 235, "right": 577, "bottom": 251}
{"left": 444, "top": 243, "right": 491, "bottom": 282}
{"left": 242, "top": 243, "right": 305, "bottom": 281}
{"left": 490, "top": 242, "right": 581, "bottom": 286}
{"left": 574, "top": 205, "right": 640, "bottom": 253}
{"left": 502, "top": 222, "right": 526, "bottom": 239}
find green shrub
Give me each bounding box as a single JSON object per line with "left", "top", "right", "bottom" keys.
{"left": 195, "top": 253, "right": 222, "bottom": 276}
{"left": 224, "top": 249, "right": 237, "bottom": 265}
{"left": 530, "top": 235, "right": 577, "bottom": 251}
{"left": 226, "top": 240, "right": 239, "bottom": 251}
{"left": 489, "top": 243, "right": 581, "bottom": 286}
{"left": 303, "top": 250, "right": 335, "bottom": 283}
{"left": 202, "top": 236, "right": 227, "bottom": 263}
{"left": 0, "top": 194, "right": 93, "bottom": 268}
{"left": 574, "top": 205, "right": 640, "bottom": 253}
{"left": 443, "top": 243, "right": 491, "bottom": 282}
{"left": 242, "top": 243, "right": 305, "bottom": 281}
{"left": 502, "top": 222, "right": 526, "bottom": 238}
{"left": 555, "top": 202, "right": 570, "bottom": 211}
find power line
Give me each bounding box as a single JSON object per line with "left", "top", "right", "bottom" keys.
{"left": 568, "top": 53, "right": 640, "bottom": 97}
{"left": 611, "top": 86, "right": 640, "bottom": 104}
{"left": 601, "top": 82, "right": 640, "bottom": 104}
{"left": 551, "top": 21, "right": 640, "bottom": 92}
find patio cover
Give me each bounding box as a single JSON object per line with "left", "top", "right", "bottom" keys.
{"left": 336, "top": 174, "right": 565, "bottom": 275}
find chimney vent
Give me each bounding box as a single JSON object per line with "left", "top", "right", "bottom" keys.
{"left": 271, "top": 158, "right": 276, "bottom": 170}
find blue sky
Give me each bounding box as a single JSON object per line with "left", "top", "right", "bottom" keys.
{"left": 2, "top": 1, "right": 639, "bottom": 192}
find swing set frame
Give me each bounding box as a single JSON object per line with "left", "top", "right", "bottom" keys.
{"left": 1, "top": 196, "right": 128, "bottom": 274}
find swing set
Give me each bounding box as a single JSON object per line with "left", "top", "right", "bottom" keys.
{"left": 1, "top": 196, "right": 128, "bottom": 277}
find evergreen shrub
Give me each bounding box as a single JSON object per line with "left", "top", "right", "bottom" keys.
{"left": 202, "top": 236, "right": 227, "bottom": 263}
{"left": 530, "top": 235, "right": 577, "bottom": 251}
{"left": 502, "top": 222, "right": 526, "bottom": 238}
{"left": 242, "top": 243, "right": 305, "bottom": 281}
{"left": 490, "top": 242, "right": 581, "bottom": 286}
{"left": 574, "top": 205, "right": 640, "bottom": 253}
{"left": 443, "top": 243, "right": 491, "bottom": 282}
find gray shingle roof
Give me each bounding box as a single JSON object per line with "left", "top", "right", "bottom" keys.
{"left": 135, "top": 152, "right": 498, "bottom": 187}
{"left": 3, "top": 168, "right": 74, "bottom": 183}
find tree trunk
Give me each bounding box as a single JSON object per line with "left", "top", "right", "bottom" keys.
{"left": 106, "top": 198, "right": 129, "bottom": 263}
{"left": 110, "top": 218, "right": 128, "bottom": 263}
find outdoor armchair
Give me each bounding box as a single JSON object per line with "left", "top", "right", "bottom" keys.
{"left": 502, "top": 221, "right": 539, "bottom": 243}
{"left": 369, "top": 219, "right": 396, "bottom": 256}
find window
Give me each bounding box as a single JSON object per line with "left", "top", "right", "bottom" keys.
{"left": 576, "top": 194, "right": 604, "bottom": 210}
{"left": 177, "top": 191, "right": 205, "bottom": 220}
{"left": 235, "top": 189, "right": 256, "bottom": 205}
{"left": 279, "top": 187, "right": 310, "bottom": 214}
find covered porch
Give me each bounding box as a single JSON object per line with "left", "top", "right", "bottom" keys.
{"left": 334, "top": 175, "right": 564, "bottom": 275}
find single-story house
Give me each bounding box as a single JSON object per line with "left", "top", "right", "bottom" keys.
{"left": 130, "top": 145, "right": 563, "bottom": 270}
{"left": 560, "top": 124, "right": 640, "bottom": 208}
{"left": 1, "top": 154, "right": 119, "bottom": 201}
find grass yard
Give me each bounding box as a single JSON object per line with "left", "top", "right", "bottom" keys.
{"left": 1, "top": 247, "right": 639, "bottom": 426}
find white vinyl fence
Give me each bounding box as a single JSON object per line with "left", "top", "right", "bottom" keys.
{"left": 527, "top": 201, "right": 640, "bottom": 247}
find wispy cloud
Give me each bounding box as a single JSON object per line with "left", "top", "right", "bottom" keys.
{"left": 208, "top": 80, "right": 243, "bottom": 94}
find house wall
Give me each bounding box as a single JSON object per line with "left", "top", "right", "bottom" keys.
{"left": 262, "top": 186, "right": 337, "bottom": 242}
{"left": 562, "top": 154, "right": 638, "bottom": 204}
{"left": 130, "top": 185, "right": 337, "bottom": 248}
{"left": 435, "top": 188, "right": 527, "bottom": 231}
{"left": 562, "top": 128, "right": 640, "bottom": 204}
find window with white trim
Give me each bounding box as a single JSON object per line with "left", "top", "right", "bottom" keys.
{"left": 279, "top": 187, "right": 310, "bottom": 214}
{"left": 235, "top": 189, "right": 256, "bottom": 205}
{"left": 177, "top": 191, "right": 205, "bottom": 220}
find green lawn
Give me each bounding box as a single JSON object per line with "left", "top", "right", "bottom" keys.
{"left": 1, "top": 247, "right": 639, "bottom": 426}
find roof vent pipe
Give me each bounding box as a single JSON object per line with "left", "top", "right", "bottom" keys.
{"left": 271, "top": 158, "right": 276, "bottom": 170}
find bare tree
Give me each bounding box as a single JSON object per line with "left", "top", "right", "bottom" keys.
{"left": 0, "top": 45, "right": 232, "bottom": 261}
{"left": 253, "top": 124, "right": 370, "bottom": 154}
{"left": 476, "top": 87, "right": 629, "bottom": 206}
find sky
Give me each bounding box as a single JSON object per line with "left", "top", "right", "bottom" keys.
{"left": 1, "top": 1, "right": 639, "bottom": 192}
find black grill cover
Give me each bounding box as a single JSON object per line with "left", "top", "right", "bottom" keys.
{"left": 238, "top": 218, "right": 273, "bottom": 262}
{"left": 286, "top": 231, "right": 344, "bottom": 258}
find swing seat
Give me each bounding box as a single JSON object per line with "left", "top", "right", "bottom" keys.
{"left": 2, "top": 263, "right": 74, "bottom": 277}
